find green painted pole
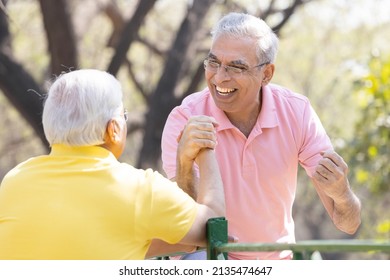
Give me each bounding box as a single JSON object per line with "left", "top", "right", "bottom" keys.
{"left": 207, "top": 217, "right": 228, "bottom": 260}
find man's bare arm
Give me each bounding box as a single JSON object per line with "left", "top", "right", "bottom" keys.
{"left": 312, "top": 150, "right": 361, "bottom": 234}
{"left": 174, "top": 116, "right": 218, "bottom": 199}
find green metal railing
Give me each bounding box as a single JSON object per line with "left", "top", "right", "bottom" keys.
{"left": 206, "top": 217, "right": 390, "bottom": 260}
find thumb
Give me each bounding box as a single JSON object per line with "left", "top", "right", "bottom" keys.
{"left": 228, "top": 235, "right": 239, "bottom": 243}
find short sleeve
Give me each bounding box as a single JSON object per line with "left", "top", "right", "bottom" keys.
{"left": 298, "top": 101, "right": 333, "bottom": 177}
{"left": 161, "top": 107, "right": 190, "bottom": 179}
{"left": 138, "top": 169, "right": 198, "bottom": 244}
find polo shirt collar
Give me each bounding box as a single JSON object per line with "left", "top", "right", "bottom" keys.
{"left": 207, "top": 95, "right": 235, "bottom": 132}
{"left": 50, "top": 144, "right": 117, "bottom": 160}
{"left": 258, "top": 84, "right": 279, "bottom": 128}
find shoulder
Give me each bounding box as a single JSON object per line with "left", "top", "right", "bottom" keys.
{"left": 1, "top": 156, "right": 46, "bottom": 183}
{"left": 176, "top": 88, "right": 212, "bottom": 114}
{"left": 267, "top": 84, "right": 309, "bottom": 104}
{"left": 125, "top": 166, "right": 174, "bottom": 188}
{"left": 265, "top": 84, "right": 311, "bottom": 115}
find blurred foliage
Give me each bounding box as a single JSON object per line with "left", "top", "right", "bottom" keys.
{"left": 276, "top": 0, "right": 390, "bottom": 247}
{"left": 343, "top": 54, "right": 390, "bottom": 241}
{"left": 376, "top": 220, "right": 390, "bottom": 240}
{"left": 348, "top": 54, "right": 390, "bottom": 194}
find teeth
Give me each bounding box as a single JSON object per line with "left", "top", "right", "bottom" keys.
{"left": 216, "top": 86, "right": 235, "bottom": 95}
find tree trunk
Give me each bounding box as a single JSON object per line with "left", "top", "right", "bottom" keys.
{"left": 0, "top": 53, "right": 48, "bottom": 147}
{"left": 38, "top": 0, "right": 78, "bottom": 76}
{"left": 0, "top": 1, "right": 47, "bottom": 147}
{"left": 137, "top": 0, "right": 214, "bottom": 170}
{"left": 0, "top": 0, "right": 10, "bottom": 53}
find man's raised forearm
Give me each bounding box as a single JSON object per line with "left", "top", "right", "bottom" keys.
{"left": 332, "top": 187, "right": 361, "bottom": 234}
{"left": 175, "top": 155, "right": 198, "bottom": 200}
{"left": 196, "top": 149, "right": 225, "bottom": 217}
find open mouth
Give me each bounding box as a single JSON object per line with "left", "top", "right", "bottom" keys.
{"left": 216, "top": 86, "right": 236, "bottom": 96}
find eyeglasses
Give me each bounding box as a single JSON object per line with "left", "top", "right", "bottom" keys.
{"left": 203, "top": 59, "right": 269, "bottom": 76}
{"left": 123, "top": 109, "right": 128, "bottom": 122}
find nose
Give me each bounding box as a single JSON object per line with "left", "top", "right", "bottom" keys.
{"left": 214, "top": 65, "right": 231, "bottom": 83}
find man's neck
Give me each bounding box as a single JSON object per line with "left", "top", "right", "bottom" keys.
{"left": 225, "top": 91, "right": 262, "bottom": 138}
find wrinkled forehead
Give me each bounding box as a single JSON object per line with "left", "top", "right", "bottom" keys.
{"left": 209, "top": 34, "right": 259, "bottom": 64}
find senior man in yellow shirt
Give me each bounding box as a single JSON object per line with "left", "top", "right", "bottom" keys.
{"left": 0, "top": 69, "right": 224, "bottom": 260}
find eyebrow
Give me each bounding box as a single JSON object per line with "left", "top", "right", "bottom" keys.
{"left": 207, "top": 53, "right": 248, "bottom": 67}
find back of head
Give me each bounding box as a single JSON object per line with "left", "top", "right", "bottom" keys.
{"left": 42, "top": 69, "right": 123, "bottom": 147}
{"left": 211, "top": 12, "right": 279, "bottom": 64}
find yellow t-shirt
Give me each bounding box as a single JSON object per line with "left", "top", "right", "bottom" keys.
{"left": 0, "top": 144, "right": 197, "bottom": 259}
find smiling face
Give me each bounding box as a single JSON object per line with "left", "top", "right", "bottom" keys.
{"left": 206, "top": 35, "right": 273, "bottom": 123}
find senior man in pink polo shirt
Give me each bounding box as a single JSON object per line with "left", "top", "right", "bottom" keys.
{"left": 161, "top": 12, "right": 361, "bottom": 260}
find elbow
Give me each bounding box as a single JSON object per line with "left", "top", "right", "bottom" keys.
{"left": 200, "top": 199, "right": 225, "bottom": 219}
{"left": 214, "top": 203, "right": 226, "bottom": 218}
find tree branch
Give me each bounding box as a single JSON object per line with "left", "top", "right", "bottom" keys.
{"left": 123, "top": 58, "right": 149, "bottom": 102}
{"left": 137, "top": 0, "right": 214, "bottom": 170}
{"left": 271, "top": 0, "right": 315, "bottom": 34}
{"left": 107, "top": 0, "right": 157, "bottom": 76}
{"left": 0, "top": 53, "right": 48, "bottom": 148}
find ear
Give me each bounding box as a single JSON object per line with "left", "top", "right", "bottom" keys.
{"left": 261, "top": 63, "right": 275, "bottom": 86}
{"left": 104, "top": 119, "right": 121, "bottom": 144}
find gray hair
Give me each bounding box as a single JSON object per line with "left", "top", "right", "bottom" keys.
{"left": 42, "top": 69, "right": 123, "bottom": 146}
{"left": 211, "top": 12, "right": 279, "bottom": 64}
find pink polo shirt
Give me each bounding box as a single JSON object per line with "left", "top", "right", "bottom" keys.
{"left": 161, "top": 84, "right": 332, "bottom": 259}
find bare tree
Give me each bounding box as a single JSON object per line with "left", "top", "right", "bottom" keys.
{"left": 0, "top": 0, "right": 47, "bottom": 146}
{"left": 137, "top": 0, "right": 215, "bottom": 169}
{"left": 0, "top": 0, "right": 315, "bottom": 170}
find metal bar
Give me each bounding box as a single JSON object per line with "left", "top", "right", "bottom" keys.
{"left": 215, "top": 240, "right": 390, "bottom": 254}
{"left": 205, "top": 218, "right": 390, "bottom": 260}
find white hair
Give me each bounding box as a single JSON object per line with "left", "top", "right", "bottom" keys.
{"left": 42, "top": 69, "right": 123, "bottom": 146}
{"left": 211, "top": 12, "right": 279, "bottom": 64}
